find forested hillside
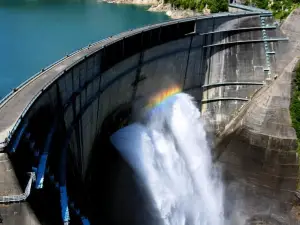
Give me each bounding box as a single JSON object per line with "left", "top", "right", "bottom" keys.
{"left": 245, "top": 0, "right": 300, "bottom": 19}
{"left": 165, "top": 0, "right": 228, "bottom": 13}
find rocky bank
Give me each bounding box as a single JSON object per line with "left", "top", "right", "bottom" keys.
{"left": 102, "top": 0, "right": 206, "bottom": 19}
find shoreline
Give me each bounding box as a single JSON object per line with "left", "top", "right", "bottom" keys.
{"left": 102, "top": 0, "right": 206, "bottom": 19}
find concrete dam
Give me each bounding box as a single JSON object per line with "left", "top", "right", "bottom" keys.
{"left": 1, "top": 4, "right": 300, "bottom": 225}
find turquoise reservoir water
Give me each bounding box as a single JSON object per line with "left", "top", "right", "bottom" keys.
{"left": 0, "top": 0, "right": 169, "bottom": 99}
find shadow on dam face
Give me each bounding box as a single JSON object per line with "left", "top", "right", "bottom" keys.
{"left": 12, "top": 102, "right": 162, "bottom": 225}
{"left": 84, "top": 103, "right": 163, "bottom": 225}
{"left": 1, "top": 11, "right": 298, "bottom": 225}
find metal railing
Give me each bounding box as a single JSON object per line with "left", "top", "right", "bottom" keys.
{"left": 203, "top": 37, "right": 288, "bottom": 48}
{"left": 229, "top": 3, "right": 272, "bottom": 14}
{"left": 202, "top": 97, "right": 249, "bottom": 103}
{"left": 0, "top": 172, "right": 35, "bottom": 203}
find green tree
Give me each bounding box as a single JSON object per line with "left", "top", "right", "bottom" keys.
{"left": 290, "top": 64, "right": 300, "bottom": 149}
{"left": 253, "top": 0, "right": 268, "bottom": 9}
{"left": 217, "top": 0, "right": 229, "bottom": 11}
{"left": 167, "top": 0, "right": 227, "bottom": 13}
{"left": 244, "top": 0, "right": 251, "bottom": 5}
{"left": 196, "top": 1, "right": 205, "bottom": 12}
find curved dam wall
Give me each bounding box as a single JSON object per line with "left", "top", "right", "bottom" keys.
{"left": 0, "top": 9, "right": 296, "bottom": 225}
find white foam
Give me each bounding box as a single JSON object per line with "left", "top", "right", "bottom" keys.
{"left": 111, "top": 93, "right": 224, "bottom": 225}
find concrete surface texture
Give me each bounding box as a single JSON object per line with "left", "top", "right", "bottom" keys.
{"left": 0, "top": 9, "right": 298, "bottom": 225}
{"left": 0, "top": 153, "right": 40, "bottom": 225}
{"left": 270, "top": 8, "right": 300, "bottom": 79}
{"left": 214, "top": 12, "right": 300, "bottom": 224}
{"left": 216, "top": 57, "right": 300, "bottom": 224}
{"left": 280, "top": 8, "right": 300, "bottom": 64}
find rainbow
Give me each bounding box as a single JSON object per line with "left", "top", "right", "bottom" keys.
{"left": 146, "top": 85, "right": 181, "bottom": 110}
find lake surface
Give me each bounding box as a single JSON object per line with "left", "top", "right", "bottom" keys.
{"left": 0, "top": 0, "right": 169, "bottom": 99}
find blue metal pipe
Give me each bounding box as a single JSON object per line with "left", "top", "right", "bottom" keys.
{"left": 58, "top": 129, "right": 92, "bottom": 225}
{"left": 10, "top": 120, "right": 28, "bottom": 153}
{"left": 35, "top": 153, "right": 48, "bottom": 189}
{"left": 59, "top": 133, "right": 72, "bottom": 224}
{"left": 47, "top": 172, "right": 90, "bottom": 225}
{"left": 60, "top": 186, "right": 70, "bottom": 223}
{"left": 36, "top": 124, "right": 56, "bottom": 189}
{"left": 81, "top": 217, "right": 90, "bottom": 225}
